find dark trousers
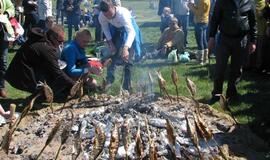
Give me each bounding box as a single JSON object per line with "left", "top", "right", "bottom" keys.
{"left": 93, "top": 15, "right": 102, "bottom": 42}
{"left": 56, "top": 9, "right": 64, "bottom": 25}
{"left": 106, "top": 30, "right": 133, "bottom": 91}
{"left": 212, "top": 34, "right": 248, "bottom": 97}
{"left": 23, "top": 13, "right": 39, "bottom": 38}
{"left": 0, "top": 31, "right": 9, "bottom": 89}
{"left": 67, "top": 14, "right": 80, "bottom": 41}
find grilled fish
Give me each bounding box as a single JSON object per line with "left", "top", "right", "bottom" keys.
{"left": 186, "top": 77, "right": 197, "bottom": 97}
{"left": 109, "top": 124, "right": 119, "bottom": 160}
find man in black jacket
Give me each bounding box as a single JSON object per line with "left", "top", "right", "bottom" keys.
{"left": 5, "top": 25, "right": 75, "bottom": 97}
{"left": 208, "top": 0, "right": 257, "bottom": 103}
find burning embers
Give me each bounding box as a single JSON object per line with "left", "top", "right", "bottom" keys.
{"left": 59, "top": 93, "right": 236, "bottom": 160}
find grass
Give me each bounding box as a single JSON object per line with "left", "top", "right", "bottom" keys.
{"left": 2, "top": 0, "right": 270, "bottom": 143}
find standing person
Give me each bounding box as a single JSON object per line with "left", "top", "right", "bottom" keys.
{"left": 98, "top": 0, "right": 142, "bottom": 91}
{"left": 0, "top": 0, "right": 15, "bottom": 98}
{"left": 93, "top": 3, "right": 102, "bottom": 42}
{"left": 56, "top": 0, "right": 65, "bottom": 25}
{"left": 188, "top": 0, "right": 211, "bottom": 65}
{"left": 37, "top": 0, "right": 52, "bottom": 29}
{"left": 63, "top": 0, "right": 82, "bottom": 41}
{"left": 171, "top": 0, "right": 190, "bottom": 46}
{"left": 22, "top": 0, "right": 38, "bottom": 38}
{"left": 4, "top": 25, "right": 76, "bottom": 97}
{"left": 208, "top": 0, "right": 256, "bottom": 103}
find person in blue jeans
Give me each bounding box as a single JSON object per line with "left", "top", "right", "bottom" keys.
{"left": 98, "top": 0, "right": 142, "bottom": 91}
{"left": 63, "top": 0, "right": 82, "bottom": 41}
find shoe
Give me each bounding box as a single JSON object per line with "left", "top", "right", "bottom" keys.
{"left": 208, "top": 95, "right": 220, "bottom": 105}
{"left": 0, "top": 89, "right": 7, "bottom": 98}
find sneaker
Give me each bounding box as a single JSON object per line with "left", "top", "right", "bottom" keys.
{"left": 208, "top": 95, "right": 220, "bottom": 105}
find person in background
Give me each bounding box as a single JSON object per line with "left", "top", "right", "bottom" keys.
{"left": 56, "top": 0, "right": 64, "bottom": 25}
{"left": 208, "top": 0, "right": 256, "bottom": 103}
{"left": 98, "top": 0, "right": 142, "bottom": 91}
{"left": 22, "top": 0, "right": 38, "bottom": 38}
{"left": 158, "top": 0, "right": 171, "bottom": 17}
{"left": 188, "top": 0, "right": 210, "bottom": 65}
{"left": 93, "top": 3, "right": 103, "bottom": 42}
{"left": 5, "top": 25, "right": 76, "bottom": 98}
{"left": 160, "top": 7, "right": 173, "bottom": 33}
{"left": 0, "top": 0, "right": 15, "bottom": 98}
{"left": 157, "top": 17, "right": 185, "bottom": 58}
{"left": 61, "top": 28, "right": 102, "bottom": 90}
{"left": 64, "top": 0, "right": 82, "bottom": 41}
{"left": 37, "top": 0, "right": 52, "bottom": 29}
{"left": 171, "top": 0, "right": 190, "bottom": 47}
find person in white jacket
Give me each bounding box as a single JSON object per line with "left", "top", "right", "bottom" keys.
{"left": 98, "top": 0, "right": 142, "bottom": 91}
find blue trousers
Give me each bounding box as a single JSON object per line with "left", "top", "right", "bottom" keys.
{"left": 106, "top": 28, "right": 133, "bottom": 91}
{"left": 195, "top": 23, "right": 208, "bottom": 50}
{"left": 67, "top": 14, "right": 80, "bottom": 41}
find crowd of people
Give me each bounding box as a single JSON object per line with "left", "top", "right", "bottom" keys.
{"left": 0, "top": 0, "right": 270, "bottom": 119}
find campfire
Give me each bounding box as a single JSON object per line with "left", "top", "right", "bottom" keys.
{"left": 0, "top": 72, "right": 268, "bottom": 159}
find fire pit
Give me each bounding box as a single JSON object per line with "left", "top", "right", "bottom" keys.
{"left": 0, "top": 92, "right": 268, "bottom": 160}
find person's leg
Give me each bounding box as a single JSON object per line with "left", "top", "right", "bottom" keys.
{"left": 56, "top": 9, "right": 60, "bottom": 24}
{"left": 179, "top": 15, "right": 189, "bottom": 46}
{"left": 226, "top": 36, "right": 248, "bottom": 98}
{"left": 0, "top": 32, "right": 9, "bottom": 97}
{"left": 123, "top": 63, "right": 132, "bottom": 91}
{"left": 73, "top": 15, "right": 80, "bottom": 32}
{"left": 23, "top": 14, "right": 31, "bottom": 38}
{"left": 67, "top": 16, "right": 73, "bottom": 41}
{"left": 212, "top": 35, "right": 231, "bottom": 98}
{"left": 202, "top": 24, "right": 209, "bottom": 63}
{"left": 195, "top": 23, "right": 204, "bottom": 63}
{"left": 61, "top": 10, "right": 64, "bottom": 25}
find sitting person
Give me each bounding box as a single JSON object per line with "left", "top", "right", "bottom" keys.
{"left": 61, "top": 28, "right": 102, "bottom": 90}
{"left": 157, "top": 17, "right": 185, "bottom": 58}
{"left": 5, "top": 25, "right": 76, "bottom": 97}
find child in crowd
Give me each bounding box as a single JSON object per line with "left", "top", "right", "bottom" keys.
{"left": 45, "top": 16, "right": 54, "bottom": 31}
{"left": 160, "top": 7, "right": 173, "bottom": 33}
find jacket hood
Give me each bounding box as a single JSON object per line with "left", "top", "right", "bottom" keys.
{"left": 27, "top": 27, "right": 48, "bottom": 43}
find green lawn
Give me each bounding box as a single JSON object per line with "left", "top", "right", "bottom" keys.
{"left": 2, "top": 0, "right": 270, "bottom": 143}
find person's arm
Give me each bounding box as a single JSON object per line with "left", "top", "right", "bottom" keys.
{"left": 4, "top": 0, "right": 15, "bottom": 18}
{"left": 39, "top": 45, "right": 75, "bottom": 90}
{"left": 62, "top": 46, "right": 87, "bottom": 77}
{"left": 209, "top": 0, "right": 221, "bottom": 38}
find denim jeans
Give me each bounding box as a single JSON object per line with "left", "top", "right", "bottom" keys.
{"left": 106, "top": 29, "right": 133, "bottom": 91}
{"left": 0, "top": 31, "right": 9, "bottom": 89}
{"left": 67, "top": 14, "right": 80, "bottom": 41}
{"left": 175, "top": 15, "right": 189, "bottom": 45}
{"left": 195, "top": 23, "right": 208, "bottom": 50}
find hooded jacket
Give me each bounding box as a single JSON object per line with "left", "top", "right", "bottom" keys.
{"left": 5, "top": 28, "right": 75, "bottom": 94}
{"left": 209, "top": 0, "right": 257, "bottom": 42}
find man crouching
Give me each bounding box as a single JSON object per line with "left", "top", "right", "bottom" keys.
{"left": 5, "top": 25, "right": 76, "bottom": 98}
